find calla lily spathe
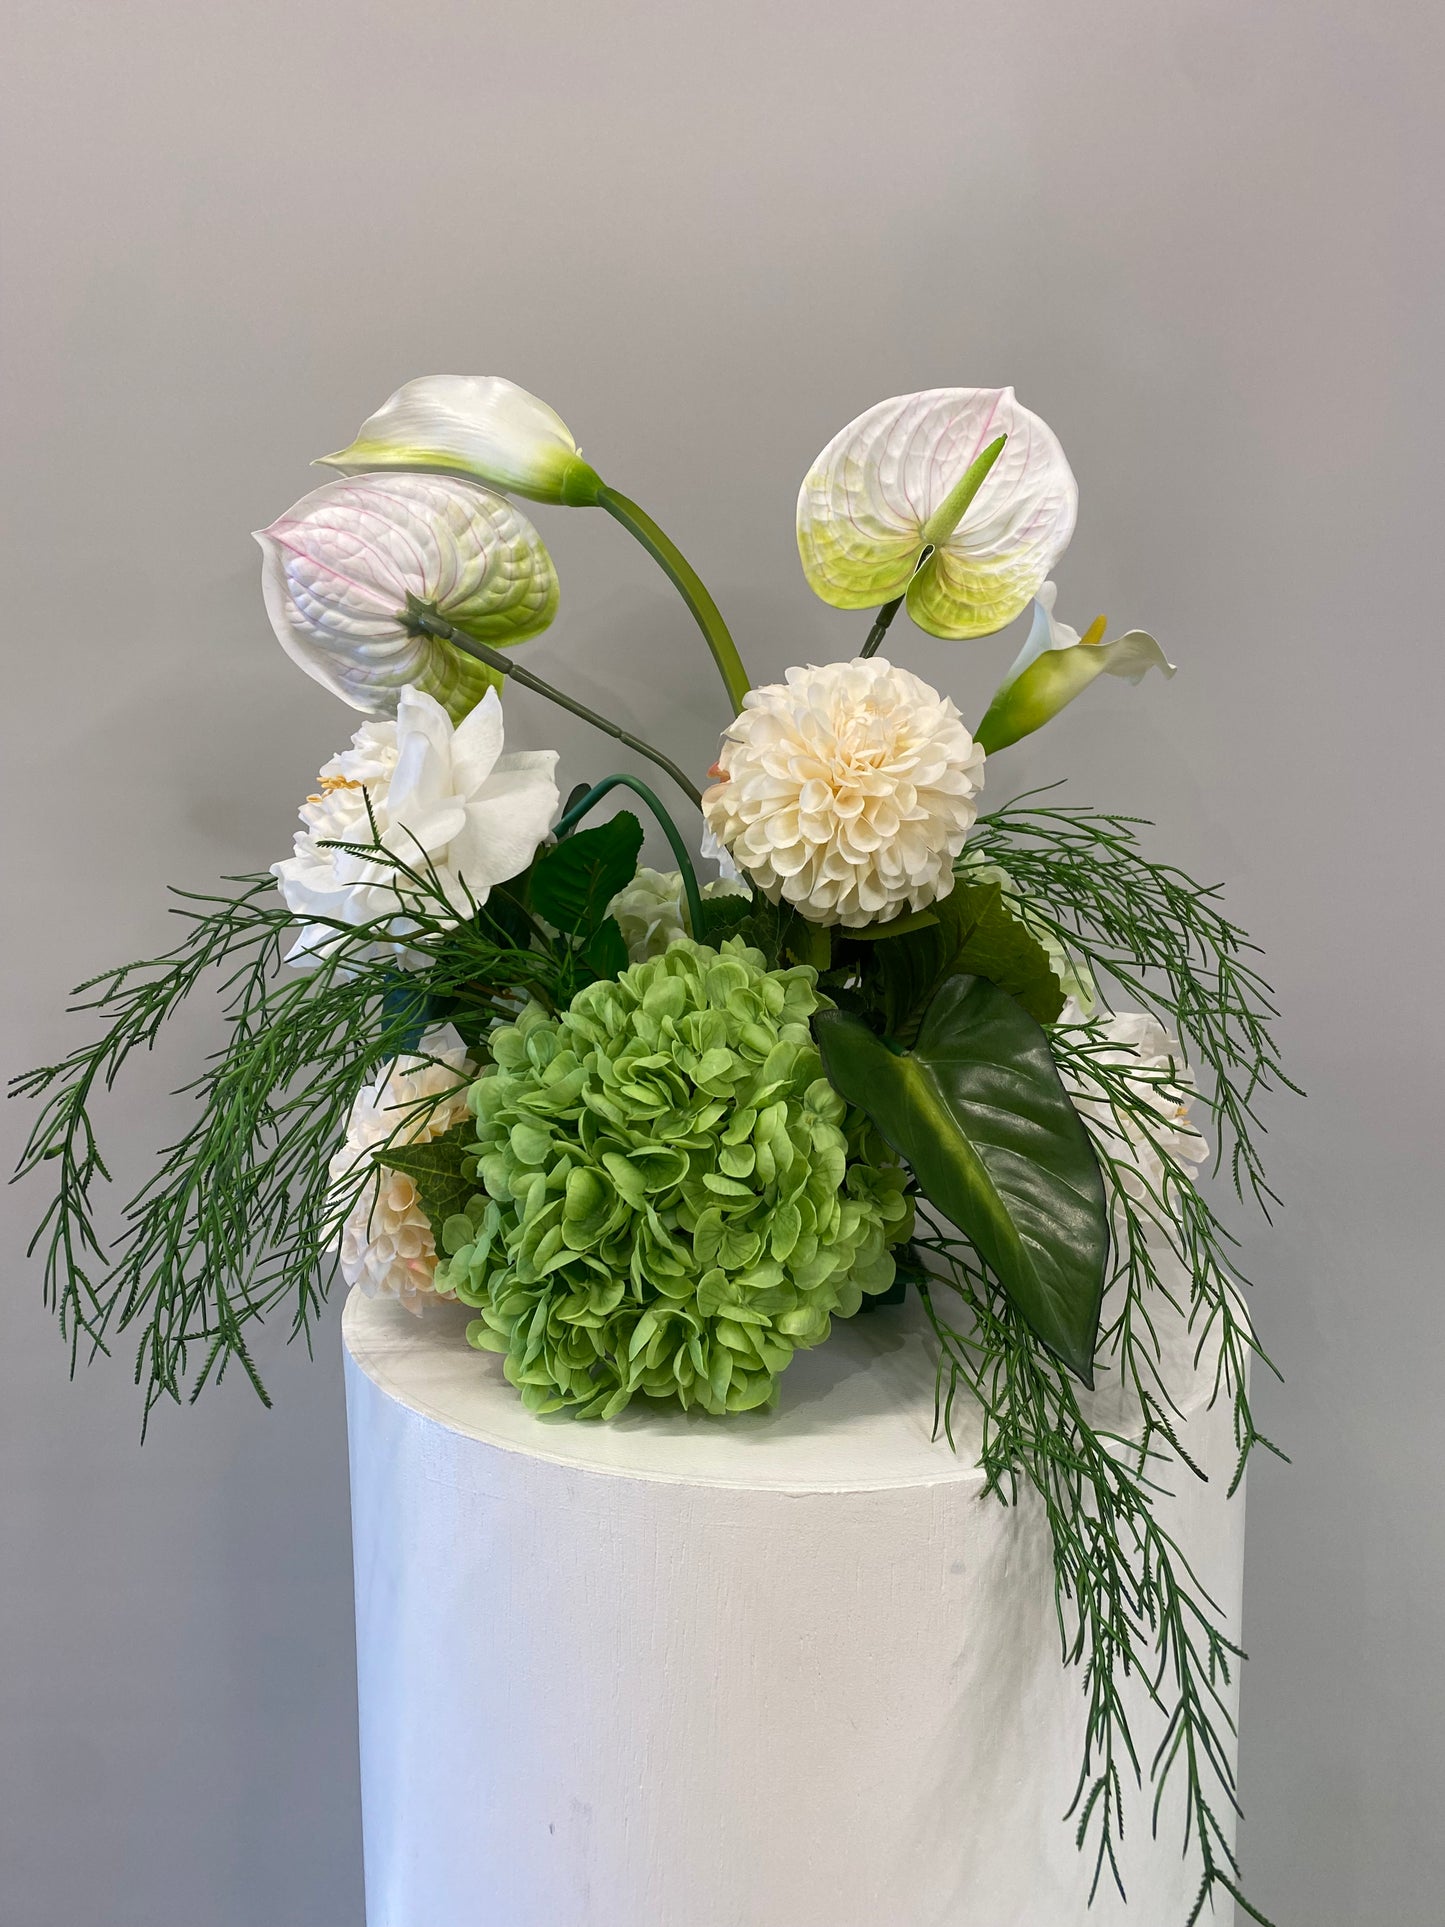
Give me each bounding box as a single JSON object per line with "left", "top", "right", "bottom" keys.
{"left": 319, "top": 375, "right": 604, "bottom": 506}
{"left": 256, "top": 472, "right": 558, "bottom": 721}
{"left": 974, "top": 583, "right": 1175, "bottom": 754}
{"left": 797, "top": 387, "right": 1078, "bottom": 639}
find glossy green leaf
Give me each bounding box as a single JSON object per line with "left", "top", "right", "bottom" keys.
{"left": 814, "top": 975, "right": 1107, "bottom": 1381}
{"left": 377, "top": 1120, "right": 478, "bottom": 1246}
{"left": 581, "top": 915, "right": 629, "bottom": 980}
{"left": 848, "top": 880, "right": 1064, "bottom": 1043}
{"left": 529, "top": 811, "right": 643, "bottom": 937}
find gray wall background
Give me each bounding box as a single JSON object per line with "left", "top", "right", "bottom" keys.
{"left": 2, "top": 3, "right": 1439, "bottom": 1922}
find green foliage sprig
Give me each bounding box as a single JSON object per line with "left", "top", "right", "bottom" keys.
{"left": 9, "top": 824, "right": 651, "bottom": 1422}
{"left": 916, "top": 1210, "right": 1272, "bottom": 1926}
{"left": 968, "top": 793, "right": 1298, "bottom": 1207}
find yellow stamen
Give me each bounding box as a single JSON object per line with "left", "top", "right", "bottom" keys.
{"left": 1080, "top": 615, "right": 1108, "bottom": 648}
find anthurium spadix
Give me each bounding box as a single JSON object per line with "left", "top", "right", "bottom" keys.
{"left": 320, "top": 375, "right": 604, "bottom": 507}
{"left": 256, "top": 472, "right": 559, "bottom": 721}
{"left": 797, "top": 388, "right": 1078, "bottom": 639}
{"left": 974, "top": 582, "right": 1176, "bottom": 754}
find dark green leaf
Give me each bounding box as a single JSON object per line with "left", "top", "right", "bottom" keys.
{"left": 692, "top": 892, "right": 753, "bottom": 945}
{"left": 529, "top": 810, "right": 643, "bottom": 938}
{"left": 814, "top": 975, "right": 1107, "bottom": 1382}
{"left": 733, "top": 895, "right": 831, "bottom": 971}
{"left": 376, "top": 1120, "right": 478, "bottom": 1246}
{"left": 582, "top": 915, "right": 629, "bottom": 981}
{"left": 848, "top": 880, "right": 1064, "bottom": 1043}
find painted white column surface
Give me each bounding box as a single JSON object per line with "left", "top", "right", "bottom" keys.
{"left": 344, "top": 1273, "right": 1245, "bottom": 1927}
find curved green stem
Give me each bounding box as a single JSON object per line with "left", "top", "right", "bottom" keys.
{"left": 858, "top": 592, "right": 907, "bottom": 660}
{"left": 595, "top": 486, "right": 752, "bottom": 713}
{"left": 556, "top": 775, "right": 704, "bottom": 938}
{"left": 407, "top": 600, "right": 703, "bottom": 811}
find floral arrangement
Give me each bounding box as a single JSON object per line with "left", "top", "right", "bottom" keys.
{"left": 13, "top": 376, "right": 1289, "bottom": 1924}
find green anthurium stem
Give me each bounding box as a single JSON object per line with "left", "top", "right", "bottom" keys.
{"left": 555, "top": 774, "right": 705, "bottom": 937}
{"left": 405, "top": 599, "right": 703, "bottom": 811}
{"left": 858, "top": 435, "right": 1008, "bottom": 662}
{"left": 595, "top": 486, "right": 752, "bottom": 713}
{"left": 857, "top": 590, "right": 907, "bottom": 661}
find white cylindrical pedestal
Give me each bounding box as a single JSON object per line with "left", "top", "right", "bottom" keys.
{"left": 344, "top": 1286, "right": 1245, "bottom": 1927}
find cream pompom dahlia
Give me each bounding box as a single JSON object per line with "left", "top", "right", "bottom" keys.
{"left": 330, "top": 1029, "right": 475, "bottom": 1314}
{"left": 701, "top": 658, "right": 985, "bottom": 927}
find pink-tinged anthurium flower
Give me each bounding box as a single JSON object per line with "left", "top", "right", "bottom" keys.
{"left": 256, "top": 472, "right": 558, "bottom": 721}
{"left": 796, "top": 387, "right": 1077, "bottom": 639}
{"left": 319, "top": 375, "right": 603, "bottom": 506}
{"left": 974, "top": 583, "right": 1175, "bottom": 754}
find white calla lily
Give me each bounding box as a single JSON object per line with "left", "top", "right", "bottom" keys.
{"left": 318, "top": 375, "right": 603, "bottom": 506}
{"left": 796, "top": 387, "right": 1078, "bottom": 639}
{"left": 256, "top": 472, "right": 558, "bottom": 721}
{"left": 974, "top": 583, "right": 1175, "bottom": 754}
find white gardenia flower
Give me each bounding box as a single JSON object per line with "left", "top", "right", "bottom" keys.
{"left": 1063, "top": 1005, "right": 1209, "bottom": 1206}
{"left": 319, "top": 375, "right": 604, "bottom": 507}
{"left": 273, "top": 685, "right": 558, "bottom": 967}
{"left": 256, "top": 471, "right": 558, "bottom": 720}
{"left": 607, "top": 867, "right": 750, "bottom": 963}
{"left": 330, "top": 1028, "right": 475, "bottom": 1315}
{"left": 702, "top": 658, "right": 985, "bottom": 928}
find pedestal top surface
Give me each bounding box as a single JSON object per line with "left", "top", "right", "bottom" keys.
{"left": 343, "top": 1270, "right": 1212, "bottom": 1494}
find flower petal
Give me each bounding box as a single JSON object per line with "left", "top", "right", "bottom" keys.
{"left": 318, "top": 375, "right": 603, "bottom": 506}
{"left": 797, "top": 388, "right": 1077, "bottom": 637}
{"left": 450, "top": 758, "right": 561, "bottom": 891}
{"left": 257, "top": 472, "right": 558, "bottom": 719}
{"left": 975, "top": 596, "right": 1176, "bottom": 754}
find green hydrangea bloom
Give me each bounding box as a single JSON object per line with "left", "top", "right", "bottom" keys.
{"left": 436, "top": 937, "right": 912, "bottom": 1419}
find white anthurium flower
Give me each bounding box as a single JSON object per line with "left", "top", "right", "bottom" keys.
{"left": 796, "top": 387, "right": 1078, "bottom": 639}
{"left": 256, "top": 472, "right": 559, "bottom": 722}
{"left": 318, "top": 375, "right": 604, "bottom": 506}
{"left": 974, "top": 582, "right": 1176, "bottom": 754}
{"left": 273, "top": 684, "right": 559, "bottom": 968}
{"left": 702, "top": 658, "right": 985, "bottom": 928}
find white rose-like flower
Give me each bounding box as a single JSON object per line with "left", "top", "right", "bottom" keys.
{"left": 273, "top": 684, "right": 558, "bottom": 968}
{"left": 330, "top": 1028, "right": 475, "bottom": 1314}
{"left": 1063, "top": 1006, "right": 1209, "bottom": 1205}
{"left": 607, "top": 867, "right": 750, "bottom": 963}
{"left": 701, "top": 658, "right": 985, "bottom": 928}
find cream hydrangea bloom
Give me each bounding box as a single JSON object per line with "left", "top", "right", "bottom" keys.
{"left": 606, "top": 866, "right": 750, "bottom": 963}
{"left": 330, "top": 1028, "right": 475, "bottom": 1315}
{"left": 701, "top": 658, "right": 985, "bottom": 928}
{"left": 273, "top": 684, "right": 558, "bottom": 968}
{"left": 1063, "top": 1005, "right": 1209, "bottom": 1205}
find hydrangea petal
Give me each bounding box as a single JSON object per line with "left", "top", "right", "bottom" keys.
{"left": 257, "top": 472, "right": 559, "bottom": 720}
{"left": 318, "top": 375, "right": 603, "bottom": 506}
{"left": 797, "top": 387, "right": 1077, "bottom": 638}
